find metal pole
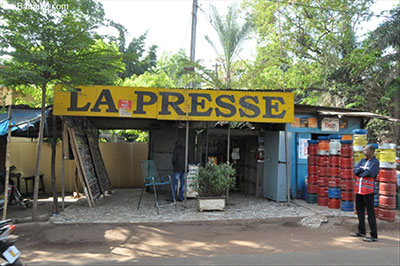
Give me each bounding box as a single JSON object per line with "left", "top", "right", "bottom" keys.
{"left": 277, "top": 0, "right": 291, "bottom": 204}
{"left": 184, "top": 0, "right": 198, "bottom": 208}
{"left": 227, "top": 124, "right": 230, "bottom": 163}
{"left": 206, "top": 123, "right": 209, "bottom": 162}
{"left": 285, "top": 124, "right": 290, "bottom": 204}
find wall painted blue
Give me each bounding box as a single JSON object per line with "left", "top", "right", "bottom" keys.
{"left": 287, "top": 115, "right": 363, "bottom": 199}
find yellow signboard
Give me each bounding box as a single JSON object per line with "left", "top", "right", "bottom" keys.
{"left": 54, "top": 85, "right": 294, "bottom": 123}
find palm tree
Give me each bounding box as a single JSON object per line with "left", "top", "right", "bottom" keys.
{"left": 205, "top": 4, "right": 252, "bottom": 89}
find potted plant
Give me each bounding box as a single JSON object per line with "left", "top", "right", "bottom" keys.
{"left": 191, "top": 161, "right": 236, "bottom": 211}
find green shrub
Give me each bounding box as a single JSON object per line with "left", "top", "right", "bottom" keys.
{"left": 191, "top": 162, "right": 236, "bottom": 196}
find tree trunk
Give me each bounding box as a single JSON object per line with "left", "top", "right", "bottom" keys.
{"left": 51, "top": 115, "right": 58, "bottom": 214}
{"left": 32, "top": 82, "right": 47, "bottom": 221}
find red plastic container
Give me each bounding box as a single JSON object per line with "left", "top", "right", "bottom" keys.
{"left": 341, "top": 168, "right": 353, "bottom": 179}
{"left": 328, "top": 177, "right": 340, "bottom": 187}
{"left": 340, "top": 157, "right": 353, "bottom": 168}
{"left": 378, "top": 208, "right": 396, "bottom": 222}
{"left": 308, "top": 144, "right": 317, "bottom": 155}
{"left": 341, "top": 179, "right": 354, "bottom": 190}
{"left": 318, "top": 196, "right": 328, "bottom": 206}
{"left": 379, "top": 195, "right": 396, "bottom": 209}
{"left": 308, "top": 155, "right": 318, "bottom": 165}
{"left": 379, "top": 182, "right": 397, "bottom": 196}
{"left": 378, "top": 169, "right": 397, "bottom": 183}
{"left": 329, "top": 156, "right": 340, "bottom": 167}
{"left": 317, "top": 186, "right": 328, "bottom": 197}
{"left": 318, "top": 155, "right": 329, "bottom": 165}
{"left": 317, "top": 176, "right": 328, "bottom": 187}
{"left": 341, "top": 191, "right": 354, "bottom": 201}
{"left": 307, "top": 184, "right": 318, "bottom": 194}
{"left": 329, "top": 167, "right": 340, "bottom": 177}
{"left": 328, "top": 198, "right": 341, "bottom": 209}
{"left": 308, "top": 165, "right": 318, "bottom": 175}
{"left": 318, "top": 166, "right": 329, "bottom": 177}
{"left": 340, "top": 145, "right": 353, "bottom": 157}
{"left": 308, "top": 174, "right": 317, "bottom": 185}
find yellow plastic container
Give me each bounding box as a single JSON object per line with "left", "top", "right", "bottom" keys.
{"left": 354, "top": 151, "right": 364, "bottom": 163}
{"left": 375, "top": 149, "right": 381, "bottom": 161}
{"left": 380, "top": 149, "right": 396, "bottom": 163}
{"left": 353, "top": 134, "right": 367, "bottom": 146}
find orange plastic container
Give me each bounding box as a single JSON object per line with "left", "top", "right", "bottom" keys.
{"left": 342, "top": 135, "right": 353, "bottom": 141}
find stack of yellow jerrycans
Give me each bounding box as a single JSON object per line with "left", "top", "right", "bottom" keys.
{"left": 353, "top": 129, "right": 367, "bottom": 164}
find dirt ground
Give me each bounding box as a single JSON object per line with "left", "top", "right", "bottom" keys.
{"left": 13, "top": 217, "right": 400, "bottom": 265}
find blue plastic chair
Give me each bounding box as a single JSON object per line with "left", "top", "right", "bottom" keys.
{"left": 137, "top": 160, "right": 176, "bottom": 215}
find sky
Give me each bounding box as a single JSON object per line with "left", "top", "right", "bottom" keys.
{"left": 101, "top": 0, "right": 246, "bottom": 67}
{"left": 101, "top": 0, "right": 398, "bottom": 67}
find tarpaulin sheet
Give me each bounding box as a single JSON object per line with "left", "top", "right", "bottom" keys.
{"left": 0, "top": 108, "right": 46, "bottom": 136}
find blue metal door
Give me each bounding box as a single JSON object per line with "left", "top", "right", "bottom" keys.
{"left": 295, "top": 133, "right": 311, "bottom": 199}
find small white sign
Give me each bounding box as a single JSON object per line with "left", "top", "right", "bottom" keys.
{"left": 2, "top": 245, "right": 20, "bottom": 264}
{"left": 298, "top": 138, "right": 309, "bottom": 159}
{"left": 186, "top": 164, "right": 199, "bottom": 198}
{"left": 321, "top": 117, "right": 339, "bottom": 132}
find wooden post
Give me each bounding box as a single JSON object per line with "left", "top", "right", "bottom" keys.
{"left": 32, "top": 82, "right": 47, "bottom": 221}
{"left": 2, "top": 105, "right": 12, "bottom": 220}
{"left": 51, "top": 115, "right": 58, "bottom": 214}
{"left": 61, "top": 117, "right": 66, "bottom": 210}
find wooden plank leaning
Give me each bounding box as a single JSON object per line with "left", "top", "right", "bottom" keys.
{"left": 67, "top": 127, "right": 95, "bottom": 207}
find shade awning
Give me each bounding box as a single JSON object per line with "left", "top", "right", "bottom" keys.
{"left": 317, "top": 111, "right": 400, "bottom": 123}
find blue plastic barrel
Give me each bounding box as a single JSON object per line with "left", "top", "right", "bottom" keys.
{"left": 374, "top": 194, "right": 379, "bottom": 207}
{"left": 374, "top": 181, "right": 379, "bottom": 194}
{"left": 341, "top": 200, "right": 354, "bottom": 212}
{"left": 329, "top": 135, "right": 342, "bottom": 140}
{"left": 370, "top": 143, "right": 379, "bottom": 149}
{"left": 353, "top": 129, "right": 368, "bottom": 134}
{"left": 328, "top": 187, "right": 341, "bottom": 199}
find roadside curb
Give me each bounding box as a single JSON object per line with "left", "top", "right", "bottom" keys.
{"left": 340, "top": 216, "right": 400, "bottom": 231}
{"left": 50, "top": 216, "right": 307, "bottom": 227}
{"left": 14, "top": 221, "right": 55, "bottom": 234}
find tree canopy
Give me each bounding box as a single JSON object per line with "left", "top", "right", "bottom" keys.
{"left": 204, "top": 4, "right": 252, "bottom": 89}
{"left": 0, "top": 0, "right": 124, "bottom": 220}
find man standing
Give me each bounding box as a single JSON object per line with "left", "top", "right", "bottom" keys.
{"left": 351, "top": 144, "right": 380, "bottom": 242}
{"left": 171, "top": 139, "right": 185, "bottom": 202}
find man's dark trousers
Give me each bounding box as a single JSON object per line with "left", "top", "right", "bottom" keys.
{"left": 355, "top": 193, "right": 377, "bottom": 238}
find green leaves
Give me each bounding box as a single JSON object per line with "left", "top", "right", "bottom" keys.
{"left": 192, "top": 162, "right": 236, "bottom": 196}
{"left": 204, "top": 4, "right": 252, "bottom": 89}
{"left": 0, "top": 0, "right": 123, "bottom": 92}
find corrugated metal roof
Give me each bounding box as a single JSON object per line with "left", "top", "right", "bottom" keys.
{"left": 0, "top": 106, "right": 48, "bottom": 136}
{"left": 316, "top": 110, "right": 400, "bottom": 123}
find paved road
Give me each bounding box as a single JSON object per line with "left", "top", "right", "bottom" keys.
{"left": 14, "top": 217, "right": 399, "bottom": 265}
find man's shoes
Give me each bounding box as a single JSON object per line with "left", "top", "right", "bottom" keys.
{"left": 350, "top": 232, "right": 366, "bottom": 237}
{"left": 363, "top": 237, "right": 378, "bottom": 242}
{"left": 165, "top": 199, "right": 174, "bottom": 203}
{"left": 177, "top": 199, "right": 183, "bottom": 202}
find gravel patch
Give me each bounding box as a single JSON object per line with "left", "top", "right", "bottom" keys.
{"left": 50, "top": 189, "right": 367, "bottom": 225}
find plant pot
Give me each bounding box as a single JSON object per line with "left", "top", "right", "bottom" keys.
{"left": 197, "top": 196, "right": 226, "bottom": 212}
